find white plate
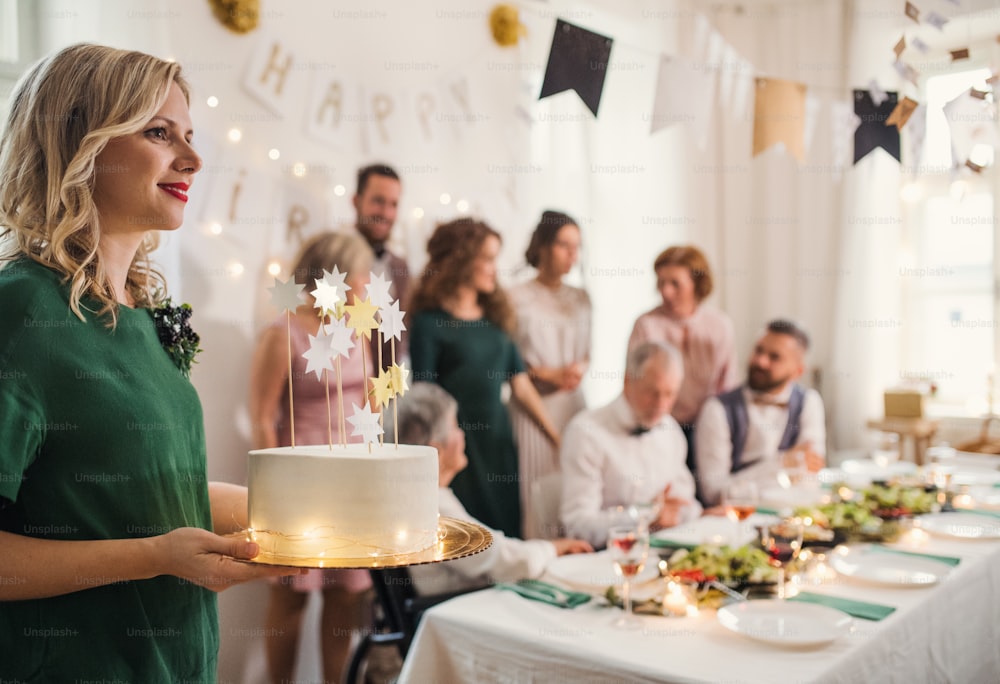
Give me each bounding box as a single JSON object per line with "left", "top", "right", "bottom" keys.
{"left": 759, "top": 485, "right": 828, "bottom": 510}
{"left": 651, "top": 513, "right": 779, "bottom": 548}
{"left": 959, "top": 486, "right": 1000, "bottom": 510}
{"left": 545, "top": 550, "right": 659, "bottom": 589}
{"left": 717, "top": 599, "right": 852, "bottom": 647}
{"left": 829, "top": 545, "right": 951, "bottom": 586}
{"left": 834, "top": 459, "right": 917, "bottom": 483}
{"left": 948, "top": 468, "right": 1000, "bottom": 487}
{"left": 915, "top": 512, "right": 1000, "bottom": 540}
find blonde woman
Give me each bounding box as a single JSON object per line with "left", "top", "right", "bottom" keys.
{"left": 250, "top": 231, "right": 375, "bottom": 684}
{"left": 0, "top": 44, "right": 293, "bottom": 681}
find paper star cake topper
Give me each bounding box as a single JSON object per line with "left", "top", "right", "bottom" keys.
{"left": 278, "top": 262, "right": 411, "bottom": 450}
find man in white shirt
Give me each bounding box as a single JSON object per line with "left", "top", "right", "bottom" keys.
{"left": 560, "top": 341, "right": 702, "bottom": 548}
{"left": 387, "top": 383, "right": 592, "bottom": 595}
{"left": 695, "top": 319, "right": 826, "bottom": 507}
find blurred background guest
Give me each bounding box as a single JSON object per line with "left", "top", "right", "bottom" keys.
{"left": 350, "top": 163, "right": 410, "bottom": 367}
{"left": 509, "top": 210, "right": 591, "bottom": 539}
{"left": 249, "top": 231, "right": 375, "bottom": 684}
{"left": 561, "top": 342, "right": 702, "bottom": 548}
{"left": 696, "top": 319, "right": 826, "bottom": 507}
{"left": 388, "top": 383, "right": 592, "bottom": 595}
{"left": 409, "top": 218, "right": 559, "bottom": 538}
{"left": 628, "top": 245, "right": 738, "bottom": 489}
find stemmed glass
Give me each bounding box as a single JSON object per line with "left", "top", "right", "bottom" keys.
{"left": 722, "top": 481, "right": 759, "bottom": 545}
{"left": 607, "top": 523, "right": 650, "bottom": 628}
{"left": 759, "top": 517, "right": 804, "bottom": 599}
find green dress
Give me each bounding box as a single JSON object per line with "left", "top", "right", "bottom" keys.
{"left": 410, "top": 308, "right": 525, "bottom": 537}
{"left": 0, "top": 259, "right": 218, "bottom": 682}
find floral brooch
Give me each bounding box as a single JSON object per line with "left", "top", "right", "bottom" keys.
{"left": 150, "top": 298, "right": 201, "bottom": 377}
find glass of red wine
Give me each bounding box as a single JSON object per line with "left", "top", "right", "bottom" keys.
{"left": 723, "top": 480, "right": 759, "bottom": 545}
{"left": 759, "top": 517, "right": 804, "bottom": 599}
{"left": 607, "top": 524, "right": 650, "bottom": 628}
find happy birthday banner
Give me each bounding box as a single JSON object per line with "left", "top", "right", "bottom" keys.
{"left": 234, "top": 0, "right": 995, "bottom": 186}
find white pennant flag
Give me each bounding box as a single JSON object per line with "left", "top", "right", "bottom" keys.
{"left": 649, "top": 55, "right": 715, "bottom": 150}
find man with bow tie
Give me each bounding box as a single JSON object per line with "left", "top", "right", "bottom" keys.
{"left": 560, "top": 341, "right": 701, "bottom": 548}
{"left": 352, "top": 163, "right": 410, "bottom": 365}
{"left": 695, "top": 319, "right": 826, "bottom": 507}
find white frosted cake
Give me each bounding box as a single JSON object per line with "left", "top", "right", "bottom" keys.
{"left": 248, "top": 444, "right": 439, "bottom": 563}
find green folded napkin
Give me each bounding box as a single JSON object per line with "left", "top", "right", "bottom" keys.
{"left": 789, "top": 592, "right": 895, "bottom": 621}
{"left": 754, "top": 507, "right": 780, "bottom": 516}
{"left": 958, "top": 508, "right": 1000, "bottom": 520}
{"left": 868, "top": 545, "right": 961, "bottom": 567}
{"left": 496, "top": 579, "right": 591, "bottom": 608}
{"left": 650, "top": 537, "right": 696, "bottom": 550}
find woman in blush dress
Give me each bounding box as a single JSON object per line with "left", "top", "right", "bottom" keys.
{"left": 628, "top": 245, "right": 738, "bottom": 485}
{"left": 249, "top": 231, "right": 375, "bottom": 684}
{"left": 409, "top": 218, "right": 560, "bottom": 539}
{"left": 509, "top": 211, "right": 591, "bottom": 539}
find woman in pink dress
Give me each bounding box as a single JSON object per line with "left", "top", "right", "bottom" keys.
{"left": 628, "top": 245, "right": 738, "bottom": 484}
{"left": 509, "top": 211, "right": 591, "bottom": 539}
{"left": 249, "top": 232, "right": 375, "bottom": 684}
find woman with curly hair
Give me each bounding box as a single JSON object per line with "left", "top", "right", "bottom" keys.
{"left": 0, "top": 44, "right": 293, "bottom": 681}
{"left": 409, "top": 218, "right": 559, "bottom": 538}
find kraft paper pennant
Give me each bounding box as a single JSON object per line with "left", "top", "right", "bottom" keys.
{"left": 905, "top": 1, "right": 920, "bottom": 22}
{"left": 752, "top": 77, "right": 807, "bottom": 161}
{"left": 950, "top": 47, "right": 970, "bottom": 61}
{"left": 886, "top": 96, "right": 919, "bottom": 129}
{"left": 538, "top": 19, "right": 613, "bottom": 117}
{"left": 894, "top": 36, "right": 907, "bottom": 58}
{"left": 854, "top": 89, "right": 901, "bottom": 164}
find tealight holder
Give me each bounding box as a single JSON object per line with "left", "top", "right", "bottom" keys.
{"left": 661, "top": 579, "right": 699, "bottom": 617}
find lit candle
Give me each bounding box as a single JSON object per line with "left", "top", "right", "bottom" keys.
{"left": 662, "top": 581, "right": 691, "bottom": 617}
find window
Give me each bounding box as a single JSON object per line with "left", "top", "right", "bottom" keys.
{"left": 0, "top": 0, "right": 38, "bottom": 121}
{"left": 901, "top": 64, "right": 998, "bottom": 414}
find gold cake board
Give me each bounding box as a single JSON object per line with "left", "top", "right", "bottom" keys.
{"left": 241, "top": 517, "right": 493, "bottom": 569}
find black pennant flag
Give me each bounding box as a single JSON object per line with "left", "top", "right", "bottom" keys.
{"left": 854, "top": 89, "right": 901, "bottom": 164}
{"left": 539, "top": 19, "right": 613, "bottom": 117}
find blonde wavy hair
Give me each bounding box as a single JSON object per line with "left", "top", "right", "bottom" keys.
{"left": 292, "top": 231, "right": 374, "bottom": 290}
{"left": 0, "top": 43, "right": 190, "bottom": 325}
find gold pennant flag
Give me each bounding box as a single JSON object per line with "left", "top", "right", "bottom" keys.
{"left": 752, "top": 78, "right": 806, "bottom": 161}
{"left": 885, "top": 96, "right": 918, "bottom": 129}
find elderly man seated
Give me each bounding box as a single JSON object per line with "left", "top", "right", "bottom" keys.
{"left": 560, "top": 341, "right": 702, "bottom": 548}
{"left": 387, "top": 383, "right": 592, "bottom": 595}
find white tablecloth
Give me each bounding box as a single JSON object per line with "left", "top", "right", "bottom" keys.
{"left": 398, "top": 518, "right": 1000, "bottom": 684}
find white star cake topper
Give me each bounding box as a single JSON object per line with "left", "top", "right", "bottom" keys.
{"left": 346, "top": 402, "right": 384, "bottom": 445}
{"left": 268, "top": 276, "right": 304, "bottom": 312}
{"left": 379, "top": 299, "right": 407, "bottom": 342}
{"left": 302, "top": 329, "right": 336, "bottom": 380}
{"left": 365, "top": 271, "right": 394, "bottom": 310}
{"left": 323, "top": 316, "right": 356, "bottom": 359}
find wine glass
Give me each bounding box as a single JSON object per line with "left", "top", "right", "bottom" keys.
{"left": 777, "top": 449, "right": 807, "bottom": 489}
{"left": 759, "top": 517, "right": 804, "bottom": 599}
{"left": 607, "top": 524, "right": 650, "bottom": 628}
{"left": 722, "top": 481, "right": 759, "bottom": 545}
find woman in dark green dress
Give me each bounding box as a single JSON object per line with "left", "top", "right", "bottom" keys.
{"left": 0, "top": 44, "right": 293, "bottom": 682}
{"left": 409, "top": 218, "right": 559, "bottom": 537}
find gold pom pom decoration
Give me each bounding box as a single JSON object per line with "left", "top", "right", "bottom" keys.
{"left": 489, "top": 4, "right": 526, "bottom": 47}
{"left": 208, "top": 0, "right": 260, "bottom": 35}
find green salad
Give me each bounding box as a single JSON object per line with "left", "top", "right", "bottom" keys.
{"left": 666, "top": 545, "right": 778, "bottom": 586}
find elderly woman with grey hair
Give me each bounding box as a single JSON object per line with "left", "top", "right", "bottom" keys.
{"left": 386, "top": 383, "right": 592, "bottom": 595}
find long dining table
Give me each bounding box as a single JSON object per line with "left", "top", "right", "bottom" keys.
{"left": 398, "top": 493, "right": 1000, "bottom": 683}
